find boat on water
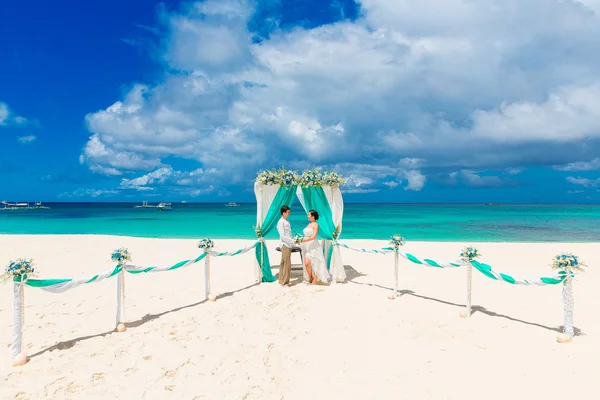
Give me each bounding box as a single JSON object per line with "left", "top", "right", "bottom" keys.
{"left": 225, "top": 202, "right": 240, "bottom": 207}
{"left": 133, "top": 201, "right": 156, "bottom": 208}
{"left": 1, "top": 201, "right": 50, "bottom": 210}
{"left": 157, "top": 202, "right": 173, "bottom": 211}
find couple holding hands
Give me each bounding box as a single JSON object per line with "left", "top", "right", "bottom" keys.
{"left": 276, "top": 205, "right": 331, "bottom": 287}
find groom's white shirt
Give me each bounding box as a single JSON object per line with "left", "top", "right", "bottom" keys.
{"left": 277, "top": 217, "right": 294, "bottom": 248}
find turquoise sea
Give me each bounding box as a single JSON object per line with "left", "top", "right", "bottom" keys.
{"left": 1, "top": 203, "right": 600, "bottom": 242}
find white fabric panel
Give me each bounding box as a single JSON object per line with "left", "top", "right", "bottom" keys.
{"left": 322, "top": 186, "right": 346, "bottom": 282}
{"left": 295, "top": 187, "right": 307, "bottom": 212}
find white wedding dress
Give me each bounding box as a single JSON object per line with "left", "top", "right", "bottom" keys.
{"left": 301, "top": 226, "right": 331, "bottom": 284}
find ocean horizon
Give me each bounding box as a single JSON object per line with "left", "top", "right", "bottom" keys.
{"left": 1, "top": 202, "right": 600, "bottom": 242}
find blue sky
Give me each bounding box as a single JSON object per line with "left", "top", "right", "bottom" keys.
{"left": 2, "top": 0, "right": 600, "bottom": 203}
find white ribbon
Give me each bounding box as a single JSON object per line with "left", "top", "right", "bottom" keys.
{"left": 208, "top": 241, "right": 259, "bottom": 257}
{"left": 33, "top": 266, "right": 121, "bottom": 293}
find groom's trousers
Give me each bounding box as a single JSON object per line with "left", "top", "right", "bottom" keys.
{"left": 278, "top": 245, "right": 292, "bottom": 285}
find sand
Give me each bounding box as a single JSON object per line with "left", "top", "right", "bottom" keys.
{"left": 0, "top": 235, "right": 599, "bottom": 399}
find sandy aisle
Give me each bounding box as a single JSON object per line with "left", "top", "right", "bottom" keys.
{"left": 1, "top": 235, "right": 599, "bottom": 399}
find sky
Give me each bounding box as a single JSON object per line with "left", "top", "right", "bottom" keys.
{"left": 2, "top": 0, "right": 600, "bottom": 203}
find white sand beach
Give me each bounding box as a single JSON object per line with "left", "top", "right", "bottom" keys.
{"left": 1, "top": 235, "right": 599, "bottom": 399}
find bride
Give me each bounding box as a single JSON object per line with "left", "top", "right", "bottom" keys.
{"left": 297, "top": 210, "right": 331, "bottom": 284}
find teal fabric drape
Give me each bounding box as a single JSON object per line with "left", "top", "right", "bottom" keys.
{"left": 300, "top": 187, "right": 337, "bottom": 269}
{"left": 255, "top": 185, "right": 298, "bottom": 282}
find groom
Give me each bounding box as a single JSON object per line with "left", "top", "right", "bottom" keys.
{"left": 277, "top": 205, "right": 294, "bottom": 287}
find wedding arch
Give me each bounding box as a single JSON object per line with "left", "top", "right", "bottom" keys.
{"left": 253, "top": 168, "right": 346, "bottom": 283}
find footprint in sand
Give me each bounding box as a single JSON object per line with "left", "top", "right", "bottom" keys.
{"left": 92, "top": 372, "right": 105, "bottom": 381}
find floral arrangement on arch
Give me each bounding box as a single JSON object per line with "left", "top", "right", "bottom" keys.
{"left": 256, "top": 167, "right": 299, "bottom": 186}
{"left": 255, "top": 167, "right": 345, "bottom": 187}
{"left": 2, "top": 258, "right": 35, "bottom": 283}
{"left": 552, "top": 253, "right": 585, "bottom": 273}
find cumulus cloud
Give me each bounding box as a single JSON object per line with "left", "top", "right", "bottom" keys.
{"left": 119, "top": 166, "right": 223, "bottom": 196}
{"left": 566, "top": 176, "right": 600, "bottom": 187}
{"left": 0, "top": 101, "right": 30, "bottom": 126}
{"left": 59, "top": 188, "right": 120, "bottom": 198}
{"left": 554, "top": 157, "right": 600, "bottom": 171}
{"left": 17, "top": 135, "right": 36, "bottom": 144}
{"left": 403, "top": 170, "right": 426, "bottom": 191}
{"left": 80, "top": 0, "right": 600, "bottom": 195}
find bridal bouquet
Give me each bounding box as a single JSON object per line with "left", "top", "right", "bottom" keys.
{"left": 198, "top": 238, "right": 215, "bottom": 251}
{"left": 460, "top": 246, "right": 480, "bottom": 261}
{"left": 552, "top": 253, "right": 585, "bottom": 272}
{"left": 111, "top": 248, "right": 131, "bottom": 263}
{"left": 294, "top": 233, "right": 304, "bottom": 243}
{"left": 2, "top": 258, "right": 35, "bottom": 283}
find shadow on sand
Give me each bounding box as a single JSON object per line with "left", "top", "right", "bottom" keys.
{"left": 344, "top": 264, "right": 584, "bottom": 337}
{"left": 29, "top": 281, "right": 261, "bottom": 360}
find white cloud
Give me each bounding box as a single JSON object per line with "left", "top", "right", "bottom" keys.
{"left": 0, "top": 103, "right": 8, "bottom": 125}
{"left": 505, "top": 168, "right": 524, "bottom": 175}
{"left": 554, "top": 157, "right": 600, "bottom": 171}
{"left": 566, "top": 176, "right": 600, "bottom": 187}
{"left": 121, "top": 38, "right": 140, "bottom": 46}
{"left": 59, "top": 188, "right": 120, "bottom": 198}
{"left": 120, "top": 167, "right": 174, "bottom": 190}
{"left": 449, "top": 170, "right": 505, "bottom": 188}
{"left": 79, "top": 0, "right": 600, "bottom": 193}
{"left": 469, "top": 84, "right": 600, "bottom": 142}
{"left": 0, "top": 101, "right": 30, "bottom": 126}
{"left": 403, "top": 170, "right": 426, "bottom": 191}
{"left": 574, "top": 0, "right": 600, "bottom": 14}
{"left": 118, "top": 166, "right": 224, "bottom": 196}
{"left": 17, "top": 135, "right": 36, "bottom": 144}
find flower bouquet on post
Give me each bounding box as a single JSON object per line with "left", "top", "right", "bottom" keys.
{"left": 2, "top": 259, "right": 35, "bottom": 283}
{"left": 460, "top": 246, "right": 480, "bottom": 262}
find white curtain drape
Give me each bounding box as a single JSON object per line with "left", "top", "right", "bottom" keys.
{"left": 322, "top": 186, "right": 345, "bottom": 282}
{"left": 296, "top": 186, "right": 346, "bottom": 282}
{"left": 254, "top": 182, "right": 281, "bottom": 281}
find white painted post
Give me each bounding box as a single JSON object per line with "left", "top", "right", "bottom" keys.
{"left": 206, "top": 253, "right": 216, "bottom": 301}
{"left": 116, "top": 266, "right": 126, "bottom": 332}
{"left": 557, "top": 269, "right": 574, "bottom": 343}
{"left": 460, "top": 261, "right": 472, "bottom": 318}
{"left": 11, "top": 281, "right": 27, "bottom": 366}
{"left": 388, "top": 249, "right": 399, "bottom": 299}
